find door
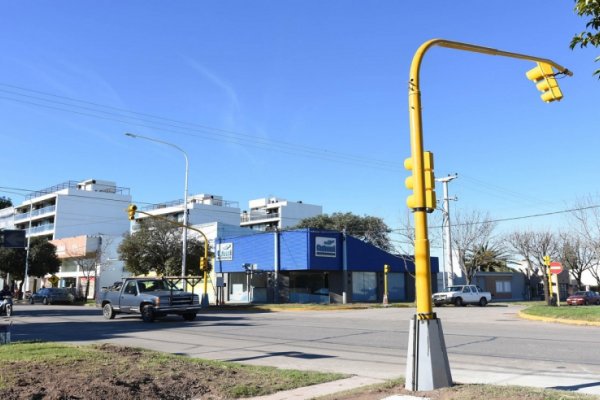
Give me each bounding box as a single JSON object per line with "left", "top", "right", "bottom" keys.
{"left": 120, "top": 280, "right": 140, "bottom": 311}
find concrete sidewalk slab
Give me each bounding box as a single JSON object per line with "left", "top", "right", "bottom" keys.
{"left": 247, "top": 376, "right": 385, "bottom": 400}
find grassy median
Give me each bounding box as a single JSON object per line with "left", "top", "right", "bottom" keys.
{"left": 0, "top": 342, "right": 345, "bottom": 399}
{"left": 521, "top": 304, "right": 600, "bottom": 323}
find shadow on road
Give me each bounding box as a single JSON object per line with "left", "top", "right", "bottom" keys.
{"left": 550, "top": 381, "right": 600, "bottom": 391}
{"left": 9, "top": 305, "right": 258, "bottom": 344}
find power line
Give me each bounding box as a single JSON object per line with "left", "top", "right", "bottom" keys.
{"left": 0, "top": 83, "right": 403, "bottom": 172}
{"left": 391, "top": 203, "right": 600, "bottom": 232}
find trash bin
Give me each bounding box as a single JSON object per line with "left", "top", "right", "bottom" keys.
{"left": 0, "top": 322, "right": 11, "bottom": 344}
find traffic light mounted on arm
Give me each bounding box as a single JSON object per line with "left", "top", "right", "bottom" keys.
{"left": 526, "top": 62, "right": 563, "bottom": 103}
{"left": 127, "top": 204, "right": 137, "bottom": 221}
{"left": 404, "top": 151, "right": 436, "bottom": 213}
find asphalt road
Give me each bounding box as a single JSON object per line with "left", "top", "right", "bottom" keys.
{"left": 5, "top": 303, "right": 600, "bottom": 395}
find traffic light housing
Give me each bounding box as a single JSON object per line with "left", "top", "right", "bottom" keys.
{"left": 200, "top": 257, "right": 211, "bottom": 272}
{"left": 404, "top": 151, "right": 436, "bottom": 213}
{"left": 127, "top": 204, "right": 137, "bottom": 221}
{"left": 526, "top": 62, "right": 563, "bottom": 103}
{"left": 543, "top": 255, "right": 551, "bottom": 266}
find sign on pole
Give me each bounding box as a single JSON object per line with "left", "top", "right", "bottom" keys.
{"left": 549, "top": 262, "right": 563, "bottom": 275}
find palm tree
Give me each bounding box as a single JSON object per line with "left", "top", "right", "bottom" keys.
{"left": 466, "top": 242, "right": 512, "bottom": 275}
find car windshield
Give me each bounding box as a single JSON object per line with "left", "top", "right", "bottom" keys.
{"left": 573, "top": 291, "right": 586, "bottom": 296}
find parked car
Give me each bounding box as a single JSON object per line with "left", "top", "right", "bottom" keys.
{"left": 29, "top": 288, "right": 74, "bottom": 305}
{"left": 566, "top": 291, "right": 600, "bottom": 306}
{"left": 432, "top": 285, "right": 492, "bottom": 307}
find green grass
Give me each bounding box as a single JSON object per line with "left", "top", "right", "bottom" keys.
{"left": 0, "top": 342, "right": 346, "bottom": 397}
{"left": 521, "top": 304, "right": 600, "bottom": 322}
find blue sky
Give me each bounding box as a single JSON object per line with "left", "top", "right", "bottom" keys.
{"left": 0, "top": 1, "right": 597, "bottom": 249}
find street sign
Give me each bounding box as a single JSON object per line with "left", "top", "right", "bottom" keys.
{"left": 549, "top": 262, "right": 563, "bottom": 274}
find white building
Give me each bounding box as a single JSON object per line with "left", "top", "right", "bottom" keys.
{"left": 13, "top": 179, "right": 131, "bottom": 240}
{"left": 11, "top": 179, "right": 131, "bottom": 293}
{"left": 135, "top": 193, "right": 241, "bottom": 227}
{"left": 240, "top": 197, "right": 322, "bottom": 231}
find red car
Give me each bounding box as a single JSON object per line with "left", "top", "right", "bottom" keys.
{"left": 566, "top": 291, "right": 600, "bottom": 306}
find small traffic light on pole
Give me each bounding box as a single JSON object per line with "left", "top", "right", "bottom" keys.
{"left": 200, "top": 257, "right": 211, "bottom": 272}
{"left": 404, "top": 151, "right": 436, "bottom": 213}
{"left": 127, "top": 204, "right": 137, "bottom": 221}
{"left": 526, "top": 62, "right": 563, "bottom": 103}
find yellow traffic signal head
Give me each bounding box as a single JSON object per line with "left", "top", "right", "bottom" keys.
{"left": 543, "top": 255, "right": 551, "bottom": 266}
{"left": 404, "top": 152, "right": 436, "bottom": 212}
{"left": 404, "top": 156, "right": 418, "bottom": 208}
{"left": 127, "top": 204, "right": 137, "bottom": 220}
{"left": 526, "top": 62, "right": 563, "bottom": 103}
{"left": 423, "top": 151, "right": 436, "bottom": 212}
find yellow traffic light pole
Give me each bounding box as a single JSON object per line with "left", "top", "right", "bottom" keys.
{"left": 127, "top": 205, "right": 211, "bottom": 306}
{"left": 408, "top": 39, "right": 571, "bottom": 320}
{"left": 405, "top": 39, "right": 571, "bottom": 392}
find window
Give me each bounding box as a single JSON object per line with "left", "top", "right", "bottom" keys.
{"left": 495, "top": 280, "right": 511, "bottom": 293}
{"left": 124, "top": 281, "right": 138, "bottom": 295}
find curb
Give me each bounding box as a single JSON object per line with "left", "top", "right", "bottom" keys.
{"left": 518, "top": 310, "right": 600, "bottom": 326}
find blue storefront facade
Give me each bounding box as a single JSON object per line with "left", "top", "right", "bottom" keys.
{"left": 214, "top": 228, "right": 439, "bottom": 304}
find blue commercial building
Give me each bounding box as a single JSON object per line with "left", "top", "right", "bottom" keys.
{"left": 214, "top": 228, "right": 439, "bottom": 304}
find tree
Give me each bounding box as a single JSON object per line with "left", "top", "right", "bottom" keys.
{"left": 28, "top": 237, "right": 61, "bottom": 278}
{"left": 0, "top": 237, "right": 60, "bottom": 297}
{"left": 451, "top": 210, "right": 497, "bottom": 284}
{"left": 118, "top": 219, "right": 207, "bottom": 276}
{"left": 560, "top": 234, "right": 595, "bottom": 289}
{"left": 506, "top": 230, "right": 560, "bottom": 304}
{"left": 294, "top": 212, "right": 392, "bottom": 251}
{"left": 0, "top": 196, "right": 12, "bottom": 209}
{"left": 571, "top": 0, "right": 600, "bottom": 78}
{"left": 466, "top": 242, "right": 512, "bottom": 273}
{"left": 568, "top": 196, "right": 600, "bottom": 287}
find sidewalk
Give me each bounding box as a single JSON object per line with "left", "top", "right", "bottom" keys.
{"left": 247, "top": 376, "right": 385, "bottom": 400}
{"left": 246, "top": 376, "right": 433, "bottom": 400}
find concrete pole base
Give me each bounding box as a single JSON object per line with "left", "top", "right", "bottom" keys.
{"left": 201, "top": 294, "right": 210, "bottom": 307}
{"left": 405, "top": 315, "right": 452, "bottom": 391}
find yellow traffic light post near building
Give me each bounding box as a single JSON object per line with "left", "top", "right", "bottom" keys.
{"left": 405, "top": 39, "right": 571, "bottom": 392}
{"left": 127, "top": 204, "right": 211, "bottom": 307}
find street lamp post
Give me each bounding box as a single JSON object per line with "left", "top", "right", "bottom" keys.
{"left": 125, "top": 133, "right": 189, "bottom": 277}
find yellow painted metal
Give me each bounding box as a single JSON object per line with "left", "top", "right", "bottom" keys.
{"left": 526, "top": 62, "right": 563, "bottom": 102}
{"left": 543, "top": 255, "right": 551, "bottom": 266}
{"left": 127, "top": 204, "right": 137, "bottom": 221}
{"left": 407, "top": 39, "right": 571, "bottom": 320}
{"left": 384, "top": 264, "right": 389, "bottom": 295}
{"left": 547, "top": 266, "right": 554, "bottom": 302}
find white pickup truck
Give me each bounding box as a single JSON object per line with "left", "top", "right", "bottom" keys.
{"left": 432, "top": 284, "right": 492, "bottom": 307}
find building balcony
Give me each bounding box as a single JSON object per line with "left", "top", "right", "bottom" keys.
{"left": 241, "top": 212, "right": 280, "bottom": 223}
{"left": 14, "top": 205, "right": 56, "bottom": 221}
{"left": 27, "top": 223, "right": 55, "bottom": 236}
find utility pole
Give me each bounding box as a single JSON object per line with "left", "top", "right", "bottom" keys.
{"left": 436, "top": 174, "right": 457, "bottom": 289}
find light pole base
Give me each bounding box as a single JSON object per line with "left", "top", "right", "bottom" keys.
{"left": 201, "top": 293, "right": 210, "bottom": 307}
{"left": 405, "top": 314, "right": 452, "bottom": 391}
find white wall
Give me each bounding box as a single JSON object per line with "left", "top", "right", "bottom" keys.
{"left": 54, "top": 190, "right": 131, "bottom": 239}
